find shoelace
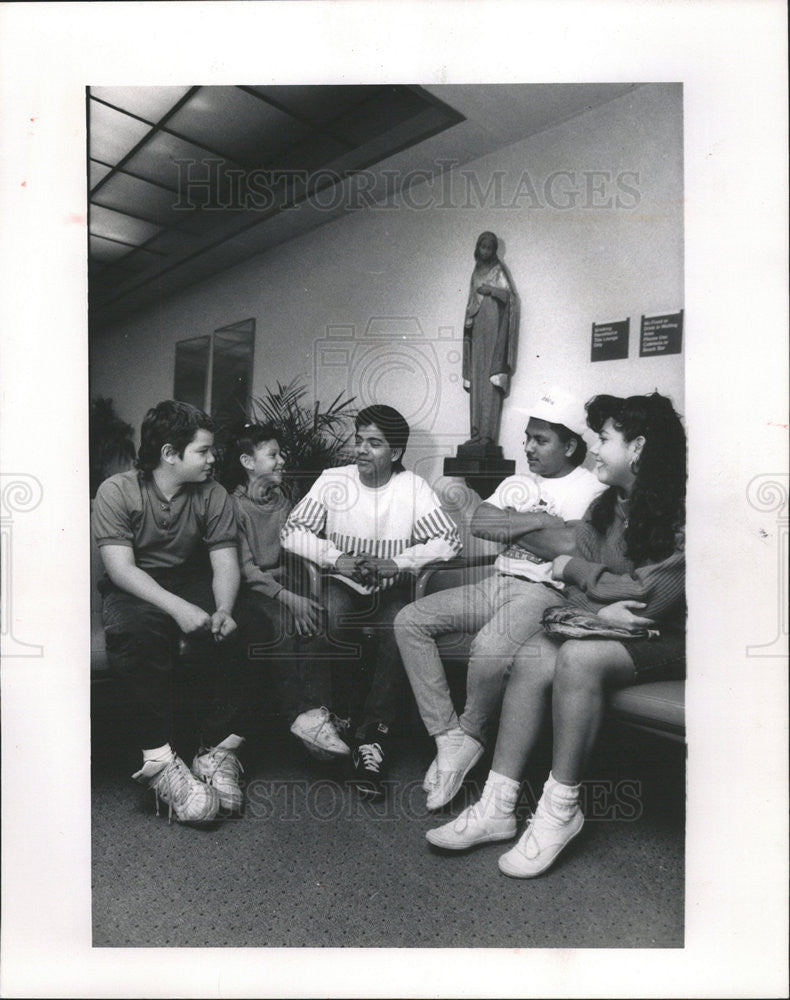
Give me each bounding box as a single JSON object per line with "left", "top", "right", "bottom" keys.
{"left": 201, "top": 747, "right": 244, "bottom": 784}
{"left": 328, "top": 712, "right": 351, "bottom": 735}
{"left": 153, "top": 755, "right": 191, "bottom": 824}
{"left": 356, "top": 742, "right": 383, "bottom": 773}
{"left": 514, "top": 807, "right": 570, "bottom": 854}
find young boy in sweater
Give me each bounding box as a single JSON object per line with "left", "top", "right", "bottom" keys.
{"left": 225, "top": 422, "right": 347, "bottom": 761}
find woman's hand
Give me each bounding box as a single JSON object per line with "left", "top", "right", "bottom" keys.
{"left": 597, "top": 600, "right": 657, "bottom": 631}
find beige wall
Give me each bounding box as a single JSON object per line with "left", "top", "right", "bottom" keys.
{"left": 91, "top": 82, "right": 683, "bottom": 485}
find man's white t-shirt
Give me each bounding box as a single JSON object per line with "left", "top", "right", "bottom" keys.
{"left": 486, "top": 467, "right": 606, "bottom": 586}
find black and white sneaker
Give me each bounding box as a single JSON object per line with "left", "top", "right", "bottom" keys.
{"left": 350, "top": 724, "right": 390, "bottom": 800}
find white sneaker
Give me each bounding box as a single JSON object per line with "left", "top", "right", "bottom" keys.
{"left": 498, "top": 804, "right": 584, "bottom": 878}
{"left": 133, "top": 750, "right": 220, "bottom": 824}
{"left": 426, "top": 800, "right": 517, "bottom": 850}
{"left": 192, "top": 736, "right": 245, "bottom": 814}
{"left": 290, "top": 707, "right": 351, "bottom": 758}
{"left": 426, "top": 730, "right": 484, "bottom": 811}
{"left": 422, "top": 756, "right": 438, "bottom": 792}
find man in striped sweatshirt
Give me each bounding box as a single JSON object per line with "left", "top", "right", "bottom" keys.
{"left": 281, "top": 404, "right": 462, "bottom": 799}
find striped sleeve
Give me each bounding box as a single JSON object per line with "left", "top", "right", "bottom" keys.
{"left": 280, "top": 491, "right": 344, "bottom": 568}
{"left": 392, "top": 481, "right": 462, "bottom": 574}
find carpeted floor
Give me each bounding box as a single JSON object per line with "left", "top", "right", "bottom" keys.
{"left": 91, "top": 696, "right": 685, "bottom": 949}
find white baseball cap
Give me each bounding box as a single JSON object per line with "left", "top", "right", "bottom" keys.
{"left": 526, "top": 385, "right": 588, "bottom": 437}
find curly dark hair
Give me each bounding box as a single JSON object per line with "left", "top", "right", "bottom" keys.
{"left": 136, "top": 400, "right": 214, "bottom": 476}
{"left": 585, "top": 392, "right": 686, "bottom": 565}
{"left": 221, "top": 421, "right": 281, "bottom": 492}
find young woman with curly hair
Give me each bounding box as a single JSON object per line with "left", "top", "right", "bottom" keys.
{"left": 424, "top": 391, "right": 686, "bottom": 878}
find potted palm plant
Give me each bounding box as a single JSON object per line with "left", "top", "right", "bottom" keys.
{"left": 90, "top": 396, "right": 136, "bottom": 498}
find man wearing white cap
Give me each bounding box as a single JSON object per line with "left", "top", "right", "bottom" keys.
{"left": 395, "top": 385, "right": 605, "bottom": 810}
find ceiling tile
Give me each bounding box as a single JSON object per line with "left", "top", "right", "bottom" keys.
{"left": 248, "top": 85, "right": 383, "bottom": 124}
{"left": 89, "top": 100, "right": 151, "bottom": 165}
{"left": 92, "top": 171, "right": 181, "bottom": 224}
{"left": 90, "top": 86, "right": 192, "bottom": 123}
{"left": 89, "top": 234, "right": 136, "bottom": 262}
{"left": 123, "top": 130, "right": 238, "bottom": 191}
{"left": 89, "top": 160, "right": 113, "bottom": 189}
{"left": 165, "top": 87, "right": 310, "bottom": 167}
{"left": 330, "top": 87, "right": 429, "bottom": 145}
{"left": 90, "top": 204, "right": 161, "bottom": 246}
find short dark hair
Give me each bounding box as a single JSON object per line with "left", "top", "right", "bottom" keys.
{"left": 355, "top": 405, "right": 410, "bottom": 473}
{"left": 551, "top": 421, "right": 587, "bottom": 468}
{"left": 136, "top": 400, "right": 214, "bottom": 476}
{"left": 221, "top": 421, "right": 281, "bottom": 492}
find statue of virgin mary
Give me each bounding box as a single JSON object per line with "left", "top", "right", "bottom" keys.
{"left": 462, "top": 231, "right": 519, "bottom": 446}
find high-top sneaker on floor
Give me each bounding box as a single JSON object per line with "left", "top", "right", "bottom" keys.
{"left": 191, "top": 734, "right": 245, "bottom": 814}
{"left": 133, "top": 748, "right": 220, "bottom": 824}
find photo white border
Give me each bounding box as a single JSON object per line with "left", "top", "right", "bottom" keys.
{"left": 1, "top": 1, "right": 788, "bottom": 997}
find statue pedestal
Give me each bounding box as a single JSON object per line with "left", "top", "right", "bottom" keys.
{"left": 443, "top": 442, "right": 515, "bottom": 499}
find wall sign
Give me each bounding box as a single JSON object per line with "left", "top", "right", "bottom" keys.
{"left": 591, "top": 318, "right": 629, "bottom": 362}
{"left": 639, "top": 310, "right": 683, "bottom": 357}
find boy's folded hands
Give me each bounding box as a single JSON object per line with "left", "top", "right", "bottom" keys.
{"left": 334, "top": 552, "right": 399, "bottom": 588}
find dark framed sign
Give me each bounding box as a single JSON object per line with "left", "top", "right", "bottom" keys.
{"left": 639, "top": 310, "right": 683, "bottom": 357}
{"left": 591, "top": 318, "right": 629, "bottom": 362}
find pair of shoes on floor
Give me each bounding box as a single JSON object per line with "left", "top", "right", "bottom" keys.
{"left": 133, "top": 737, "right": 245, "bottom": 823}
{"left": 290, "top": 707, "right": 351, "bottom": 760}
{"left": 426, "top": 798, "right": 584, "bottom": 877}
{"left": 425, "top": 729, "right": 484, "bottom": 810}
{"left": 349, "top": 722, "right": 390, "bottom": 800}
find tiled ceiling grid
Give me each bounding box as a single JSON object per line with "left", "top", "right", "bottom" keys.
{"left": 88, "top": 85, "right": 465, "bottom": 319}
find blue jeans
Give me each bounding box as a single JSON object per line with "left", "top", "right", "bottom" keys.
{"left": 394, "top": 574, "right": 564, "bottom": 744}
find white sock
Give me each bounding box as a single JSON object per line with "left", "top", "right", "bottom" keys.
{"left": 213, "top": 734, "right": 245, "bottom": 751}
{"left": 539, "top": 771, "right": 581, "bottom": 822}
{"left": 435, "top": 726, "right": 465, "bottom": 750}
{"left": 141, "top": 742, "right": 172, "bottom": 762}
{"left": 479, "top": 770, "right": 520, "bottom": 818}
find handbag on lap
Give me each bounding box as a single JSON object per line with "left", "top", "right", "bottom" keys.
{"left": 541, "top": 605, "right": 660, "bottom": 641}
